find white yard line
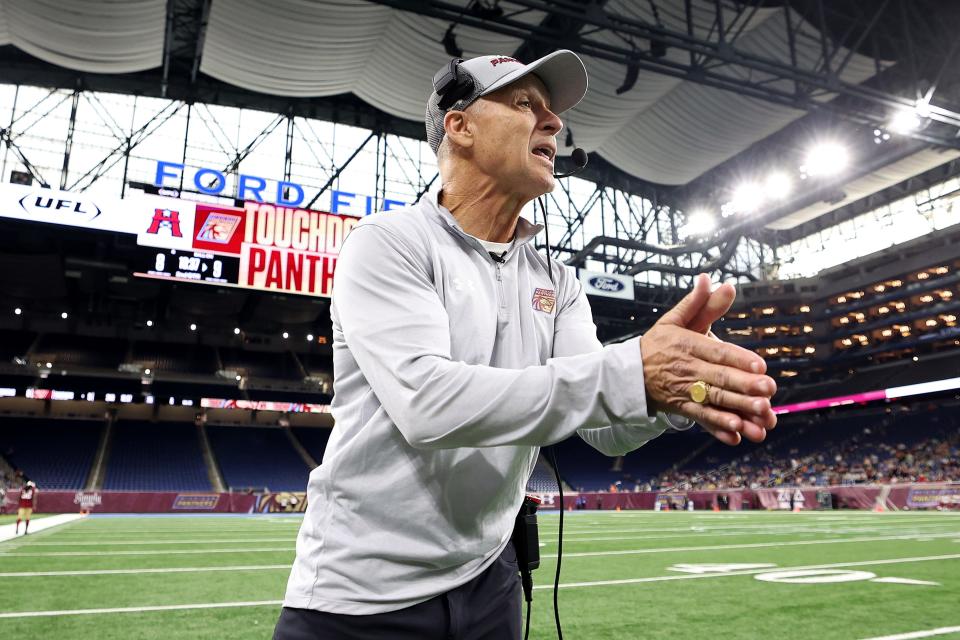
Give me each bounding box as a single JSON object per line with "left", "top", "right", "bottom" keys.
{"left": 0, "top": 564, "right": 290, "bottom": 577}
{"left": 3, "top": 553, "right": 958, "bottom": 617}
{"left": 545, "top": 523, "right": 960, "bottom": 543}
{"left": 0, "top": 515, "right": 83, "bottom": 543}
{"left": 23, "top": 537, "right": 294, "bottom": 546}
{"left": 0, "top": 546, "right": 296, "bottom": 557}
{"left": 541, "top": 531, "right": 960, "bottom": 559}
{"left": 539, "top": 520, "right": 960, "bottom": 536}
{"left": 532, "top": 553, "right": 960, "bottom": 590}
{"left": 857, "top": 627, "right": 960, "bottom": 640}
{"left": 0, "top": 600, "right": 283, "bottom": 619}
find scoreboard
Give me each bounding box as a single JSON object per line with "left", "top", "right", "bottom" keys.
{"left": 0, "top": 183, "right": 360, "bottom": 298}
{"left": 136, "top": 201, "right": 359, "bottom": 297}
{"left": 137, "top": 249, "right": 239, "bottom": 285}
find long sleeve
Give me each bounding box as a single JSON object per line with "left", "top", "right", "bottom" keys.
{"left": 332, "top": 224, "right": 656, "bottom": 450}
{"left": 549, "top": 268, "right": 690, "bottom": 456}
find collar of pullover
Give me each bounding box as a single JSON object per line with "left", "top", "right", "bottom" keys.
{"left": 423, "top": 185, "right": 543, "bottom": 262}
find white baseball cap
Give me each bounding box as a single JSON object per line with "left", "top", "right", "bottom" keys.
{"left": 426, "top": 50, "right": 588, "bottom": 154}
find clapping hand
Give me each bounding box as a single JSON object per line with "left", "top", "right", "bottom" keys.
{"left": 640, "top": 274, "right": 778, "bottom": 445}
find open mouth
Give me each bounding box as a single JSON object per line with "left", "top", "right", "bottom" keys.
{"left": 532, "top": 146, "right": 555, "bottom": 163}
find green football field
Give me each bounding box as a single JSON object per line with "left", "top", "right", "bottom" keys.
{"left": 1, "top": 510, "right": 959, "bottom": 639}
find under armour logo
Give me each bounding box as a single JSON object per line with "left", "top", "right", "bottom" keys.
{"left": 452, "top": 277, "right": 475, "bottom": 292}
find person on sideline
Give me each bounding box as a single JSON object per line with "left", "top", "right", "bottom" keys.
{"left": 274, "top": 50, "right": 777, "bottom": 640}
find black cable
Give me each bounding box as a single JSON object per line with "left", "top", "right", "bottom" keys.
{"left": 546, "top": 446, "right": 564, "bottom": 640}
{"left": 538, "top": 196, "right": 553, "bottom": 284}
{"left": 524, "top": 597, "right": 532, "bottom": 640}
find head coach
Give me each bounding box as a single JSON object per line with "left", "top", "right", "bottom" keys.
{"left": 273, "top": 50, "right": 778, "bottom": 639}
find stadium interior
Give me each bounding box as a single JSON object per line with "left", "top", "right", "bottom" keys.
{"left": 0, "top": 1, "right": 959, "bottom": 637}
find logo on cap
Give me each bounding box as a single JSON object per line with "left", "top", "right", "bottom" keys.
{"left": 490, "top": 56, "right": 520, "bottom": 67}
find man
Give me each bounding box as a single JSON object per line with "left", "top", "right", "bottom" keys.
{"left": 274, "top": 50, "right": 777, "bottom": 639}
{"left": 16, "top": 480, "right": 37, "bottom": 535}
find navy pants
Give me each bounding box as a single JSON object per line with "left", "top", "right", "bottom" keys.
{"left": 273, "top": 545, "right": 522, "bottom": 640}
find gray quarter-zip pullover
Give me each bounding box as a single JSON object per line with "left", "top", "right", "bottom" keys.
{"left": 282, "top": 188, "right": 684, "bottom": 614}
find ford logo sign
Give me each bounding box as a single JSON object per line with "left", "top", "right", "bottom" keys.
{"left": 588, "top": 276, "right": 624, "bottom": 292}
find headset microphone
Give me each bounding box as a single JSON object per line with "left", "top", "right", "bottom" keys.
{"left": 552, "top": 147, "right": 588, "bottom": 179}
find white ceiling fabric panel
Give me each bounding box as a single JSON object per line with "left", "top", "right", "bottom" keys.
{"left": 572, "top": 2, "right": 880, "bottom": 184}
{"left": 0, "top": 0, "right": 883, "bottom": 191}
{"left": 199, "top": 0, "right": 884, "bottom": 186}
{"left": 0, "top": 0, "right": 163, "bottom": 73}
{"left": 200, "top": 0, "right": 537, "bottom": 121}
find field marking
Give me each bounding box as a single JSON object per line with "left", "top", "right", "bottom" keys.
{"left": 0, "top": 600, "right": 283, "bottom": 619}
{"left": 0, "top": 564, "right": 290, "bottom": 577}
{"left": 857, "top": 626, "right": 960, "bottom": 640}
{"left": 3, "top": 553, "right": 955, "bottom": 617}
{"left": 544, "top": 524, "right": 960, "bottom": 545}
{"left": 22, "top": 537, "right": 294, "bottom": 546}
{"left": 532, "top": 552, "right": 960, "bottom": 590}
{"left": 0, "top": 515, "right": 83, "bottom": 543}
{"left": 6, "top": 529, "right": 959, "bottom": 559}
{"left": 0, "top": 547, "right": 296, "bottom": 557}
{"left": 542, "top": 531, "right": 960, "bottom": 559}
{"left": 540, "top": 520, "right": 960, "bottom": 537}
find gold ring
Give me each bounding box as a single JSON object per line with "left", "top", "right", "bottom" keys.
{"left": 689, "top": 380, "right": 710, "bottom": 404}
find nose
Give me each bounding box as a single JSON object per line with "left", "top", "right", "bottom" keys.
{"left": 540, "top": 107, "right": 563, "bottom": 136}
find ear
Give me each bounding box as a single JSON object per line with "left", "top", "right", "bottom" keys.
{"left": 443, "top": 110, "right": 474, "bottom": 151}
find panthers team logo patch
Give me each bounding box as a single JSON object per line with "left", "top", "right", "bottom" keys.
{"left": 196, "top": 213, "right": 241, "bottom": 244}
{"left": 532, "top": 288, "right": 556, "bottom": 314}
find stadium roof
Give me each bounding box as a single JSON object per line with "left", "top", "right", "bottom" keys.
{"left": 0, "top": 0, "right": 959, "bottom": 237}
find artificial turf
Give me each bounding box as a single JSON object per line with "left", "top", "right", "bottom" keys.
{"left": 1, "top": 510, "right": 958, "bottom": 639}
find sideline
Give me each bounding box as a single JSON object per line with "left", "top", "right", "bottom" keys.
{"left": 0, "top": 514, "right": 83, "bottom": 543}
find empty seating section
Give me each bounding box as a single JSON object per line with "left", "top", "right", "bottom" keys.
{"left": 298, "top": 352, "right": 333, "bottom": 377}
{"left": 0, "top": 329, "right": 36, "bottom": 361}
{"left": 292, "top": 427, "right": 332, "bottom": 464}
{"left": 219, "top": 348, "right": 302, "bottom": 380}
{"left": 0, "top": 418, "right": 101, "bottom": 489}
{"left": 32, "top": 334, "right": 126, "bottom": 369}
{"left": 103, "top": 422, "right": 211, "bottom": 491}
{"left": 552, "top": 436, "right": 623, "bottom": 491}
{"left": 525, "top": 455, "right": 557, "bottom": 493}
{"left": 129, "top": 341, "right": 218, "bottom": 374}
{"left": 207, "top": 426, "right": 309, "bottom": 491}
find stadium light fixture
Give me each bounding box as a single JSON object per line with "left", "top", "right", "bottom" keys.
{"left": 61, "top": 312, "right": 68, "bottom": 319}
{"left": 307, "top": 334, "right": 314, "bottom": 341}
{"left": 14, "top": 307, "right": 21, "bottom": 315}
{"left": 46, "top": 362, "right": 52, "bottom": 368}
{"left": 802, "top": 142, "right": 849, "bottom": 177}
{"left": 144, "top": 368, "right": 151, "bottom": 375}
{"left": 282, "top": 331, "right": 289, "bottom": 339}
{"left": 731, "top": 183, "right": 764, "bottom": 213}
{"left": 146, "top": 320, "right": 153, "bottom": 327}
{"left": 189, "top": 323, "right": 197, "bottom": 331}
{"left": 888, "top": 105, "right": 927, "bottom": 134}
{"left": 764, "top": 172, "right": 793, "bottom": 199}
{"left": 233, "top": 327, "right": 241, "bottom": 335}
{"left": 680, "top": 210, "right": 716, "bottom": 237}
{"left": 235, "top": 375, "right": 242, "bottom": 381}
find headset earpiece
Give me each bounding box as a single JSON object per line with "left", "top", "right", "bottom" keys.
{"left": 433, "top": 58, "right": 475, "bottom": 111}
